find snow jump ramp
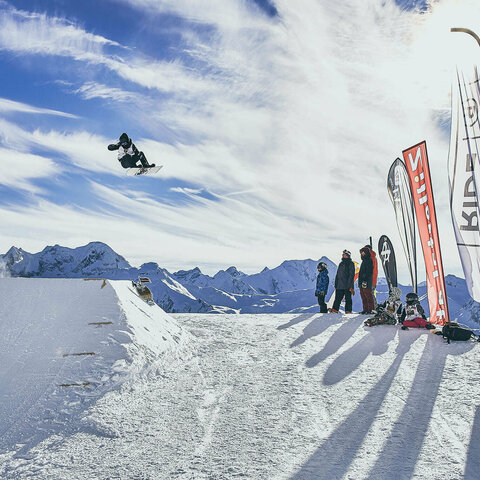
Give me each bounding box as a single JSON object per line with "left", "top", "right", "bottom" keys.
{"left": 0, "top": 278, "right": 187, "bottom": 455}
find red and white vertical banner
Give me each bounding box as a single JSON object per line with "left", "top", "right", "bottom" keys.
{"left": 403, "top": 141, "right": 450, "bottom": 324}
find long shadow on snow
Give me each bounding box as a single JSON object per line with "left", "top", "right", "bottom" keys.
{"left": 305, "top": 317, "right": 366, "bottom": 368}
{"left": 278, "top": 313, "right": 316, "bottom": 331}
{"left": 321, "top": 324, "right": 397, "bottom": 385}
{"left": 367, "top": 334, "right": 474, "bottom": 480}
{"left": 465, "top": 405, "right": 480, "bottom": 479}
{"left": 290, "top": 331, "right": 418, "bottom": 480}
{"left": 289, "top": 315, "right": 347, "bottom": 348}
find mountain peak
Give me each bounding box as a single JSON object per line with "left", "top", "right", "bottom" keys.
{"left": 174, "top": 266, "right": 202, "bottom": 276}
{"left": 5, "top": 242, "right": 131, "bottom": 277}
{"left": 172, "top": 267, "right": 207, "bottom": 285}
{"left": 4, "top": 246, "right": 23, "bottom": 261}
{"left": 3, "top": 247, "right": 26, "bottom": 272}
{"left": 221, "top": 266, "right": 245, "bottom": 278}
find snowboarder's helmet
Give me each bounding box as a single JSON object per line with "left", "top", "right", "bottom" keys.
{"left": 317, "top": 262, "right": 327, "bottom": 270}
{"left": 343, "top": 249, "right": 351, "bottom": 257}
{"left": 406, "top": 292, "right": 418, "bottom": 303}
{"left": 119, "top": 132, "right": 130, "bottom": 147}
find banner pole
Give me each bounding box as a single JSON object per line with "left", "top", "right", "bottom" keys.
{"left": 451, "top": 28, "right": 480, "bottom": 48}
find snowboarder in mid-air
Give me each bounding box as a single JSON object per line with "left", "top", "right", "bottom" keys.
{"left": 108, "top": 133, "right": 155, "bottom": 169}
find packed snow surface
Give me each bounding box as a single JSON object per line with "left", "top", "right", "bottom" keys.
{"left": 0, "top": 278, "right": 187, "bottom": 470}
{"left": 1, "top": 281, "right": 479, "bottom": 479}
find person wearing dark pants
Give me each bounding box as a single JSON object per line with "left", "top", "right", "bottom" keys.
{"left": 315, "top": 262, "right": 329, "bottom": 313}
{"left": 332, "top": 288, "right": 353, "bottom": 313}
{"left": 358, "top": 246, "right": 375, "bottom": 314}
{"left": 108, "top": 133, "right": 155, "bottom": 169}
{"left": 331, "top": 250, "right": 355, "bottom": 313}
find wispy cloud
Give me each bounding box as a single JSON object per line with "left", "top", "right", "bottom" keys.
{"left": 0, "top": 97, "right": 78, "bottom": 118}
{"left": 169, "top": 187, "right": 204, "bottom": 195}
{"left": 0, "top": 117, "right": 117, "bottom": 174}
{"left": 0, "top": 147, "right": 58, "bottom": 193}
{"left": 112, "top": 0, "right": 274, "bottom": 32}
{"left": 74, "top": 82, "right": 142, "bottom": 103}
{"left": 0, "top": 5, "right": 120, "bottom": 57}
{"left": 0, "top": 4, "right": 213, "bottom": 95}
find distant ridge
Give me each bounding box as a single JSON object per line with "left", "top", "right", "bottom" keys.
{"left": 1, "top": 242, "right": 477, "bottom": 322}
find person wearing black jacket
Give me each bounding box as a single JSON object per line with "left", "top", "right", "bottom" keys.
{"left": 331, "top": 250, "right": 355, "bottom": 313}
{"left": 108, "top": 133, "right": 155, "bottom": 169}
{"left": 358, "top": 246, "right": 375, "bottom": 314}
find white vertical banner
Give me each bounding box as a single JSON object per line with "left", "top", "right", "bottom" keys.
{"left": 449, "top": 28, "right": 480, "bottom": 302}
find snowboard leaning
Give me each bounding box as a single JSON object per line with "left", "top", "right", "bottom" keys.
{"left": 126, "top": 165, "right": 163, "bottom": 176}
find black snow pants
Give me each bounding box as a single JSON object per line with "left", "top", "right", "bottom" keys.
{"left": 120, "top": 151, "right": 149, "bottom": 168}
{"left": 332, "top": 289, "right": 352, "bottom": 312}
{"left": 317, "top": 292, "right": 328, "bottom": 313}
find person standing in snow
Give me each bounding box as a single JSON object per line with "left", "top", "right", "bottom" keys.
{"left": 315, "top": 262, "right": 329, "bottom": 313}
{"left": 364, "top": 244, "right": 378, "bottom": 305}
{"left": 108, "top": 132, "right": 155, "bottom": 169}
{"left": 330, "top": 250, "right": 355, "bottom": 314}
{"left": 358, "top": 246, "right": 375, "bottom": 314}
{"left": 400, "top": 292, "right": 435, "bottom": 329}
{"left": 364, "top": 287, "right": 403, "bottom": 327}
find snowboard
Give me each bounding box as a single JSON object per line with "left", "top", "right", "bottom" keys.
{"left": 327, "top": 290, "right": 336, "bottom": 310}
{"left": 126, "top": 165, "right": 163, "bottom": 176}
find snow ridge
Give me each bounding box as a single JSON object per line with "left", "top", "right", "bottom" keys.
{"left": 0, "top": 278, "right": 189, "bottom": 458}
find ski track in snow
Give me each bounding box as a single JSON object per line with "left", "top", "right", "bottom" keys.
{"left": 1, "top": 301, "right": 480, "bottom": 479}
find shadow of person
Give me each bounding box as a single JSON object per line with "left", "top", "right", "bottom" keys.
{"left": 289, "top": 332, "right": 418, "bottom": 480}
{"left": 367, "top": 334, "right": 474, "bottom": 480}
{"left": 290, "top": 315, "right": 347, "bottom": 348}
{"left": 465, "top": 405, "right": 480, "bottom": 479}
{"left": 321, "top": 325, "right": 397, "bottom": 385}
{"left": 305, "top": 317, "right": 365, "bottom": 368}
{"left": 278, "top": 313, "right": 317, "bottom": 331}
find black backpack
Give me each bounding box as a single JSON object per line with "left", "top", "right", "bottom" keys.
{"left": 441, "top": 323, "right": 474, "bottom": 344}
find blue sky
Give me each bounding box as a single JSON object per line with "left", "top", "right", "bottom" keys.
{"left": 0, "top": 0, "right": 479, "bottom": 279}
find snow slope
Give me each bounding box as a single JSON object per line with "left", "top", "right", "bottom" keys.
{"left": 0, "top": 278, "right": 188, "bottom": 463}
{"left": 2, "top": 308, "right": 480, "bottom": 479}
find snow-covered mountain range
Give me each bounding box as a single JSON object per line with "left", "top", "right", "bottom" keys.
{"left": 1, "top": 242, "right": 477, "bottom": 323}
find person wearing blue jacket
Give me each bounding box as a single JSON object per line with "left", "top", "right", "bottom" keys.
{"left": 315, "top": 262, "right": 329, "bottom": 313}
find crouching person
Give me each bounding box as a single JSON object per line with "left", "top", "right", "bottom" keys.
{"left": 400, "top": 292, "right": 435, "bottom": 330}
{"left": 364, "top": 287, "right": 402, "bottom": 327}
{"left": 315, "top": 262, "right": 329, "bottom": 313}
